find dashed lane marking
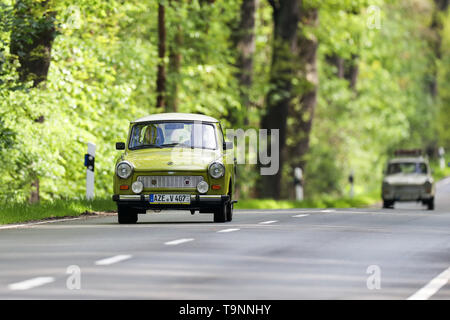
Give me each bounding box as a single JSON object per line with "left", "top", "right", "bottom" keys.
{"left": 95, "top": 254, "right": 132, "bottom": 266}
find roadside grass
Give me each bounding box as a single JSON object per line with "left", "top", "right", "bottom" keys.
{"left": 0, "top": 198, "right": 115, "bottom": 225}
{"left": 0, "top": 192, "right": 380, "bottom": 225}
{"left": 235, "top": 193, "right": 380, "bottom": 210}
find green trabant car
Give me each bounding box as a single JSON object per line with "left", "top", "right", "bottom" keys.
{"left": 381, "top": 150, "right": 435, "bottom": 210}
{"left": 112, "top": 113, "right": 236, "bottom": 224}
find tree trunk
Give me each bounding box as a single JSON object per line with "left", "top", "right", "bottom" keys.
{"left": 346, "top": 54, "right": 359, "bottom": 91}
{"left": 287, "top": 5, "right": 319, "bottom": 198}
{"left": 228, "top": 0, "right": 258, "bottom": 127}
{"left": 326, "top": 53, "right": 358, "bottom": 91}
{"left": 10, "top": 0, "right": 56, "bottom": 203}
{"left": 258, "top": 0, "right": 301, "bottom": 199}
{"left": 156, "top": 2, "right": 166, "bottom": 109}
{"left": 429, "top": 0, "right": 449, "bottom": 98}
{"left": 326, "top": 54, "right": 344, "bottom": 79}
{"left": 167, "top": 0, "right": 182, "bottom": 113}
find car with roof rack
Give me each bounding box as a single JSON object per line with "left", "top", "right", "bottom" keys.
{"left": 112, "top": 113, "right": 236, "bottom": 224}
{"left": 381, "top": 149, "right": 435, "bottom": 210}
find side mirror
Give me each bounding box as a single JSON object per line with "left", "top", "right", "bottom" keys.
{"left": 223, "top": 141, "right": 233, "bottom": 150}
{"left": 116, "top": 142, "right": 125, "bottom": 150}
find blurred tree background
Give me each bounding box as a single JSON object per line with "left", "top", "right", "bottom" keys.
{"left": 0, "top": 0, "right": 448, "bottom": 203}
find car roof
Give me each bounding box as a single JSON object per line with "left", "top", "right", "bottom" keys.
{"left": 132, "top": 113, "right": 219, "bottom": 124}
{"left": 388, "top": 157, "right": 428, "bottom": 163}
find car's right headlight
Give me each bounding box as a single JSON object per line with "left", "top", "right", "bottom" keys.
{"left": 197, "top": 180, "right": 209, "bottom": 194}
{"left": 116, "top": 161, "right": 133, "bottom": 179}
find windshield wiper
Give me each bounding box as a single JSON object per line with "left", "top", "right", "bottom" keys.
{"left": 132, "top": 144, "right": 162, "bottom": 149}
{"left": 160, "top": 143, "right": 192, "bottom": 148}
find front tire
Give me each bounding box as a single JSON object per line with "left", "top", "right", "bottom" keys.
{"left": 214, "top": 202, "right": 227, "bottom": 223}
{"left": 118, "top": 205, "right": 138, "bottom": 224}
{"left": 427, "top": 198, "right": 434, "bottom": 210}
{"left": 226, "top": 201, "right": 233, "bottom": 222}
{"left": 383, "top": 200, "right": 394, "bottom": 209}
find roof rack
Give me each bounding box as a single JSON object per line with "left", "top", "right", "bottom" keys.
{"left": 394, "top": 149, "right": 422, "bottom": 157}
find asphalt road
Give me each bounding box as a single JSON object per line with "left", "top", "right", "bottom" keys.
{"left": 0, "top": 178, "right": 449, "bottom": 300}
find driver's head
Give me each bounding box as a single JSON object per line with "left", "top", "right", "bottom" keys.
{"left": 144, "top": 125, "right": 164, "bottom": 144}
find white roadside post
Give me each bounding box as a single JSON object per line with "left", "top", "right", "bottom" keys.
{"left": 294, "top": 167, "right": 303, "bottom": 201}
{"left": 85, "top": 142, "right": 96, "bottom": 200}
{"left": 438, "top": 147, "right": 445, "bottom": 170}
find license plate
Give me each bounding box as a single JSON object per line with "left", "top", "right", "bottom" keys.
{"left": 149, "top": 194, "right": 191, "bottom": 204}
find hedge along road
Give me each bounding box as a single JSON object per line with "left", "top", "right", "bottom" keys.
{"left": 0, "top": 178, "right": 449, "bottom": 299}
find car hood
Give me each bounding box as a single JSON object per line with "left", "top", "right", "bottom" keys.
{"left": 123, "top": 148, "right": 221, "bottom": 172}
{"left": 384, "top": 173, "right": 429, "bottom": 185}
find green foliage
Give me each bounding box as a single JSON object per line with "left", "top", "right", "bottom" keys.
{"left": 305, "top": 0, "right": 444, "bottom": 197}
{"left": 430, "top": 160, "right": 450, "bottom": 181}
{"left": 0, "top": 0, "right": 449, "bottom": 211}
{"left": 437, "top": 9, "right": 450, "bottom": 150}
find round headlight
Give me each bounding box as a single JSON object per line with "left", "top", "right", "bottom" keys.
{"left": 197, "top": 180, "right": 209, "bottom": 194}
{"left": 116, "top": 161, "right": 133, "bottom": 179}
{"left": 132, "top": 181, "right": 144, "bottom": 194}
{"left": 208, "top": 162, "right": 225, "bottom": 179}
{"left": 424, "top": 181, "right": 432, "bottom": 193}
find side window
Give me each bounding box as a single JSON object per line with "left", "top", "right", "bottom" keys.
{"left": 202, "top": 125, "right": 217, "bottom": 149}
{"left": 418, "top": 163, "right": 427, "bottom": 174}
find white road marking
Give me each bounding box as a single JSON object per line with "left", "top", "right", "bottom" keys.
{"left": 8, "top": 277, "right": 55, "bottom": 291}
{"left": 95, "top": 254, "right": 132, "bottom": 266}
{"left": 293, "top": 214, "right": 310, "bottom": 218}
{"left": 164, "top": 238, "right": 195, "bottom": 246}
{"left": 0, "top": 218, "right": 82, "bottom": 230}
{"left": 321, "top": 209, "right": 336, "bottom": 213}
{"left": 217, "top": 228, "right": 240, "bottom": 233}
{"left": 407, "top": 266, "right": 450, "bottom": 300}
{"left": 259, "top": 220, "right": 278, "bottom": 225}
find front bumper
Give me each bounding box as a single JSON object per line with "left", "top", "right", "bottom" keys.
{"left": 382, "top": 187, "right": 433, "bottom": 201}
{"left": 112, "top": 194, "right": 230, "bottom": 211}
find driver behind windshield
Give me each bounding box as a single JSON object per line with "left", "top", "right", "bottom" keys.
{"left": 387, "top": 162, "right": 427, "bottom": 174}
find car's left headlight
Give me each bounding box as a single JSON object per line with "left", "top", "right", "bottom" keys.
{"left": 116, "top": 161, "right": 133, "bottom": 179}
{"left": 209, "top": 162, "right": 225, "bottom": 179}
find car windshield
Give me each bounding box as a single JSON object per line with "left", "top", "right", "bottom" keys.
{"left": 387, "top": 162, "right": 427, "bottom": 174}
{"left": 128, "top": 121, "right": 217, "bottom": 150}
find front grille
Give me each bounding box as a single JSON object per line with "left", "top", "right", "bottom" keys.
{"left": 394, "top": 185, "right": 422, "bottom": 193}
{"left": 137, "top": 175, "right": 204, "bottom": 189}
